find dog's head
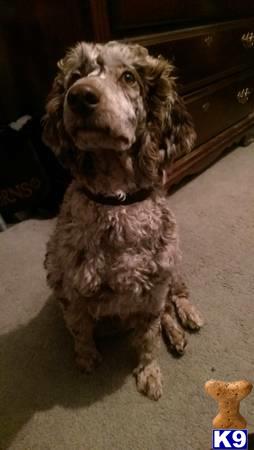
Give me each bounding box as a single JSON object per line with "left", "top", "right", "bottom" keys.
{"left": 43, "top": 41, "right": 196, "bottom": 183}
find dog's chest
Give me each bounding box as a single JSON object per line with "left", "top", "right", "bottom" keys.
{"left": 60, "top": 193, "right": 178, "bottom": 316}
{"left": 83, "top": 219, "right": 173, "bottom": 318}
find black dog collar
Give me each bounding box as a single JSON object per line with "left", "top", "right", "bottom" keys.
{"left": 81, "top": 186, "right": 153, "bottom": 206}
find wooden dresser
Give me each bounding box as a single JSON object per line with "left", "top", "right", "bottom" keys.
{"left": 2, "top": 0, "right": 254, "bottom": 186}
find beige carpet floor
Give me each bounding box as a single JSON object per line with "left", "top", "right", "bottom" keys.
{"left": 0, "top": 144, "right": 254, "bottom": 450}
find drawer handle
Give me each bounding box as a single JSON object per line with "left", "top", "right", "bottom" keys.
{"left": 202, "top": 102, "right": 210, "bottom": 112}
{"left": 204, "top": 35, "right": 213, "bottom": 47}
{"left": 241, "top": 32, "right": 254, "bottom": 48}
{"left": 237, "top": 88, "right": 253, "bottom": 104}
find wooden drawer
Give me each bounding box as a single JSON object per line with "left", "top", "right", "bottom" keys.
{"left": 185, "top": 70, "right": 254, "bottom": 149}
{"left": 133, "top": 19, "right": 254, "bottom": 94}
{"left": 108, "top": 0, "right": 254, "bottom": 35}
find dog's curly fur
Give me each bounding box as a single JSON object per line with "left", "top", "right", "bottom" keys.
{"left": 43, "top": 41, "right": 203, "bottom": 400}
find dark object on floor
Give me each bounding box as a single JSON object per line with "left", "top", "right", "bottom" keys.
{"left": 0, "top": 116, "right": 71, "bottom": 224}
{"left": 249, "top": 433, "right": 254, "bottom": 450}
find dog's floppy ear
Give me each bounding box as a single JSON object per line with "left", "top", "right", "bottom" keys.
{"left": 42, "top": 57, "right": 73, "bottom": 166}
{"left": 138, "top": 54, "right": 196, "bottom": 179}
{"left": 162, "top": 90, "right": 196, "bottom": 162}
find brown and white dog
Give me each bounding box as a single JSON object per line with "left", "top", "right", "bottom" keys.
{"left": 43, "top": 41, "right": 203, "bottom": 400}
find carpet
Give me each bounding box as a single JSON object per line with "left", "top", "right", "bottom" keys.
{"left": 1, "top": 144, "right": 254, "bottom": 450}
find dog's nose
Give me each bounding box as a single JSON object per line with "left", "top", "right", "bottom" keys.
{"left": 67, "top": 85, "right": 100, "bottom": 113}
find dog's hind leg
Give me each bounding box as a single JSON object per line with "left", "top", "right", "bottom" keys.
{"left": 132, "top": 315, "right": 162, "bottom": 401}
{"left": 171, "top": 273, "right": 204, "bottom": 330}
{"left": 161, "top": 299, "right": 187, "bottom": 355}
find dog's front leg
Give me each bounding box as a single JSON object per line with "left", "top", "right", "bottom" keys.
{"left": 63, "top": 306, "right": 101, "bottom": 372}
{"left": 132, "top": 316, "right": 162, "bottom": 400}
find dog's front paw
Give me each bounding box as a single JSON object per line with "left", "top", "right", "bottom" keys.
{"left": 134, "top": 362, "right": 163, "bottom": 401}
{"left": 76, "top": 348, "right": 102, "bottom": 373}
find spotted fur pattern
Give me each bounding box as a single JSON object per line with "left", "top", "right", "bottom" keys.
{"left": 43, "top": 41, "right": 203, "bottom": 400}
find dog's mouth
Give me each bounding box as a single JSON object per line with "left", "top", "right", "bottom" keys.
{"left": 76, "top": 124, "right": 110, "bottom": 136}
{"left": 74, "top": 125, "right": 133, "bottom": 151}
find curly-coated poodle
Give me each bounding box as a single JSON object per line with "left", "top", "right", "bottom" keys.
{"left": 43, "top": 41, "right": 203, "bottom": 400}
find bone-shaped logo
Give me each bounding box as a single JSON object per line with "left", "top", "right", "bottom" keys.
{"left": 205, "top": 379, "right": 253, "bottom": 429}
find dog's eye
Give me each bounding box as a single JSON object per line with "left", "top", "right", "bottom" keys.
{"left": 68, "top": 70, "right": 81, "bottom": 85}
{"left": 121, "top": 71, "right": 136, "bottom": 85}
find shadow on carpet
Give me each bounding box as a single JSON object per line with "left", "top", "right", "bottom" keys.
{"left": 0, "top": 298, "right": 135, "bottom": 449}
